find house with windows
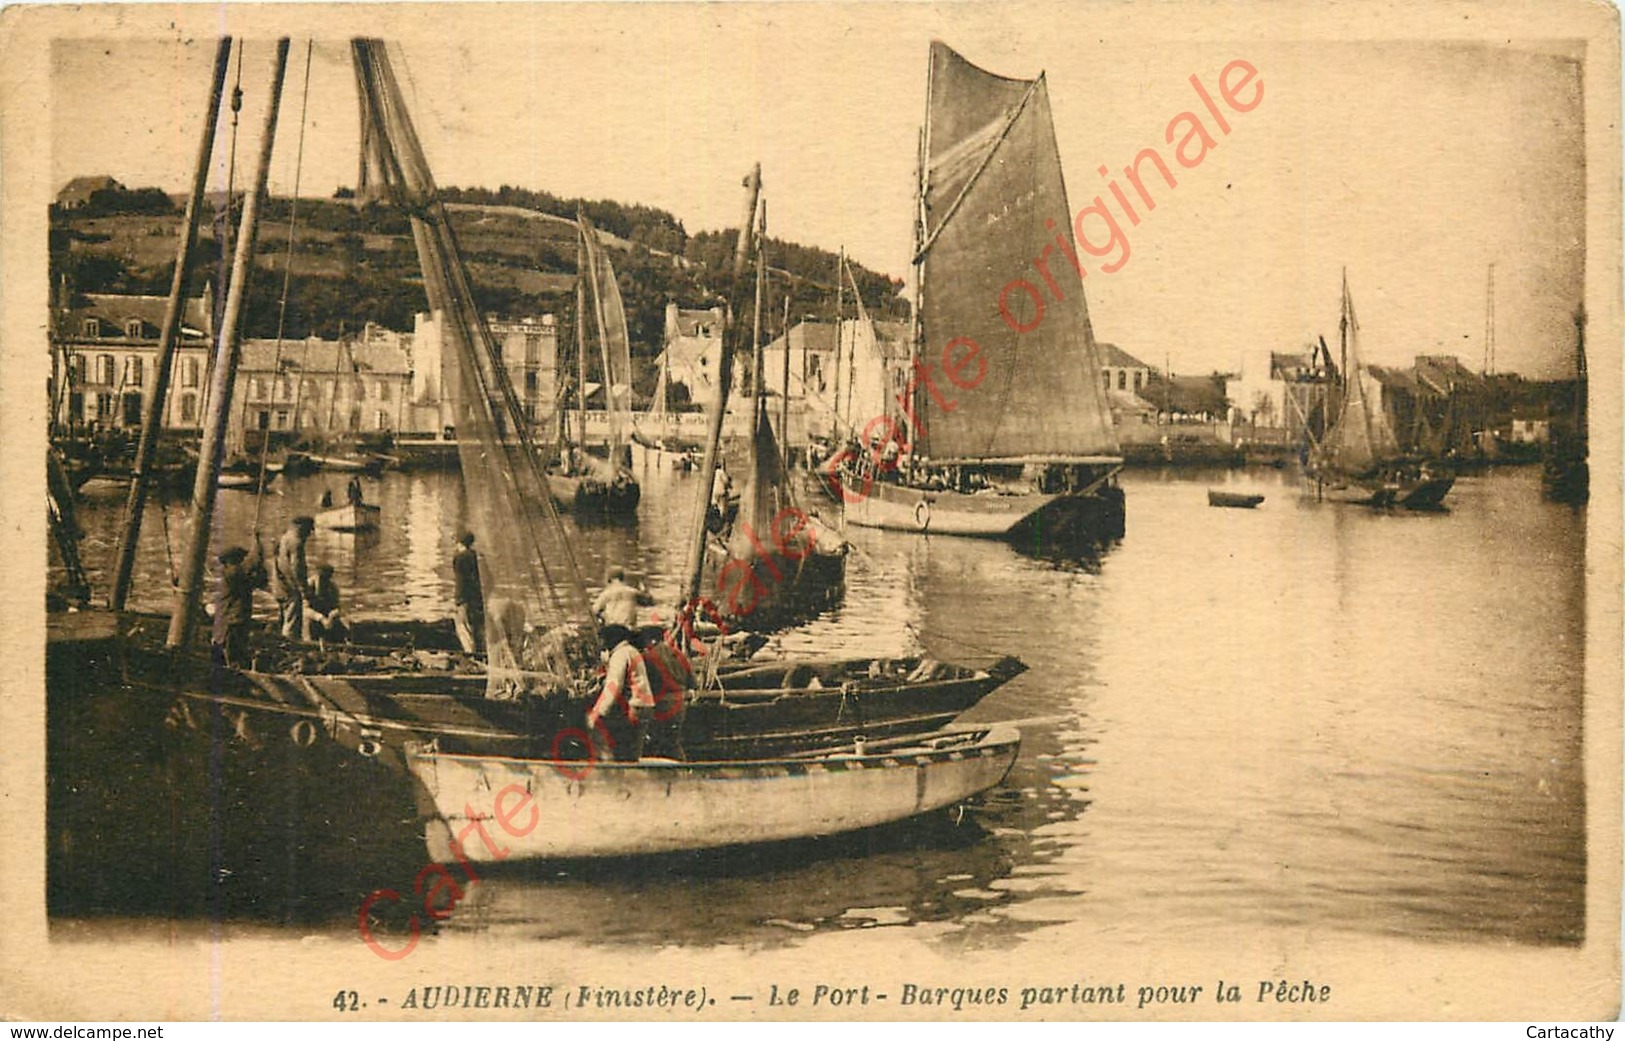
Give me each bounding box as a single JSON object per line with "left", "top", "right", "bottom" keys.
{"left": 407, "top": 310, "right": 559, "bottom": 437}
{"left": 231, "top": 327, "right": 414, "bottom": 446}
{"left": 655, "top": 303, "right": 729, "bottom": 409}
{"left": 50, "top": 290, "right": 214, "bottom": 432}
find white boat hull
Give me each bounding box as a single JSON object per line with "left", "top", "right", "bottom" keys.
{"left": 844, "top": 480, "right": 1060, "bottom": 537}
{"left": 408, "top": 725, "right": 1020, "bottom": 861}
{"left": 315, "top": 502, "right": 380, "bottom": 531}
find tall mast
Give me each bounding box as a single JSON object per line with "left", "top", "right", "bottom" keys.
{"left": 167, "top": 38, "right": 289, "bottom": 649}
{"left": 830, "top": 246, "right": 843, "bottom": 439}
{"left": 752, "top": 199, "right": 767, "bottom": 414}
{"left": 780, "top": 290, "right": 791, "bottom": 467}
{"left": 110, "top": 37, "right": 232, "bottom": 611}
{"left": 575, "top": 237, "right": 589, "bottom": 453}
{"left": 683, "top": 164, "right": 760, "bottom": 609}
{"left": 1482, "top": 263, "right": 1496, "bottom": 376}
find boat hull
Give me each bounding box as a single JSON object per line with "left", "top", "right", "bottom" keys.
{"left": 548, "top": 472, "right": 641, "bottom": 514}
{"left": 316, "top": 502, "right": 381, "bottom": 531}
{"left": 845, "top": 480, "right": 1060, "bottom": 537}
{"left": 1309, "top": 471, "right": 1454, "bottom": 509}
{"left": 411, "top": 725, "right": 1020, "bottom": 861}
{"left": 1207, "top": 490, "right": 1264, "bottom": 509}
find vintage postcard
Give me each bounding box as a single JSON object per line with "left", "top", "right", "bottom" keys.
{"left": 1, "top": 0, "right": 1619, "bottom": 1024}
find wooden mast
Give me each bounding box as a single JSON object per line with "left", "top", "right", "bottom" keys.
{"left": 830, "top": 247, "right": 843, "bottom": 440}
{"left": 682, "top": 164, "right": 760, "bottom": 609}
{"left": 575, "top": 234, "right": 589, "bottom": 461}
{"left": 168, "top": 38, "right": 290, "bottom": 649}
{"left": 110, "top": 37, "right": 233, "bottom": 611}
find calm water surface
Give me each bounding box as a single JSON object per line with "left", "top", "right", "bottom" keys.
{"left": 69, "top": 458, "right": 1587, "bottom": 949}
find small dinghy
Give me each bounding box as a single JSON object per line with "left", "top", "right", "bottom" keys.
{"left": 407, "top": 723, "right": 1021, "bottom": 861}
{"left": 1207, "top": 489, "right": 1265, "bottom": 509}
{"left": 315, "top": 501, "right": 380, "bottom": 531}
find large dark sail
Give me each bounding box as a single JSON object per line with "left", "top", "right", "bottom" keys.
{"left": 915, "top": 42, "right": 1119, "bottom": 464}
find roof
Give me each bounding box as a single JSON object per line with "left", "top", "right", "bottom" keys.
{"left": 668, "top": 305, "right": 725, "bottom": 340}
{"left": 1106, "top": 388, "right": 1156, "bottom": 414}
{"left": 57, "top": 175, "right": 124, "bottom": 206}
{"left": 1098, "top": 342, "right": 1152, "bottom": 370}
{"left": 1413, "top": 355, "right": 1485, "bottom": 397}
{"left": 240, "top": 337, "right": 411, "bottom": 376}
{"left": 766, "top": 319, "right": 911, "bottom": 359}
{"left": 1270, "top": 349, "right": 1323, "bottom": 380}
{"left": 1367, "top": 364, "right": 1422, "bottom": 395}
{"left": 55, "top": 291, "right": 211, "bottom": 342}
{"left": 1141, "top": 373, "right": 1230, "bottom": 416}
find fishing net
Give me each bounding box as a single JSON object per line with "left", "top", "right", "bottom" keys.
{"left": 353, "top": 39, "right": 598, "bottom": 698}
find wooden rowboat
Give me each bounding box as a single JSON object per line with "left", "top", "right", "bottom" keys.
{"left": 1207, "top": 489, "right": 1265, "bottom": 509}
{"left": 315, "top": 501, "right": 380, "bottom": 531}
{"left": 408, "top": 724, "right": 1021, "bottom": 861}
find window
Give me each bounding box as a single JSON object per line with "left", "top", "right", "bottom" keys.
{"left": 68, "top": 355, "right": 84, "bottom": 386}
{"left": 1117, "top": 370, "right": 1127, "bottom": 390}
{"left": 377, "top": 410, "right": 390, "bottom": 430}
{"left": 179, "top": 394, "right": 197, "bottom": 423}
{"left": 275, "top": 410, "right": 291, "bottom": 430}
{"left": 95, "top": 393, "right": 113, "bottom": 419}
{"left": 1101, "top": 371, "right": 1111, "bottom": 391}
{"left": 1134, "top": 370, "right": 1143, "bottom": 390}
{"left": 251, "top": 377, "right": 266, "bottom": 400}
{"left": 96, "top": 354, "right": 116, "bottom": 384}
{"left": 125, "top": 319, "right": 143, "bottom": 339}
{"left": 377, "top": 380, "right": 391, "bottom": 402}
{"left": 125, "top": 357, "right": 143, "bottom": 387}
{"left": 182, "top": 357, "right": 200, "bottom": 388}
{"left": 82, "top": 318, "right": 101, "bottom": 339}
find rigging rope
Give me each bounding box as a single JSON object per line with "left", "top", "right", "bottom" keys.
{"left": 250, "top": 39, "right": 315, "bottom": 538}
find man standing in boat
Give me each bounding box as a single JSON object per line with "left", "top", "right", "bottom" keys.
{"left": 593, "top": 565, "right": 654, "bottom": 648}
{"left": 452, "top": 530, "right": 485, "bottom": 654}
{"left": 213, "top": 544, "right": 266, "bottom": 668}
{"left": 586, "top": 628, "right": 655, "bottom": 762}
{"left": 272, "top": 516, "right": 314, "bottom": 640}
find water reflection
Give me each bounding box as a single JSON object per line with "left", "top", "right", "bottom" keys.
{"left": 60, "top": 463, "right": 1586, "bottom": 950}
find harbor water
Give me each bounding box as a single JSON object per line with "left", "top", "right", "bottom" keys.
{"left": 62, "top": 458, "right": 1586, "bottom": 949}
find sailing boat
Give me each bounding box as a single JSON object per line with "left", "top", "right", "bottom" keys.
{"left": 1306, "top": 271, "right": 1454, "bottom": 509}
{"left": 699, "top": 195, "right": 848, "bottom": 627}
{"left": 840, "top": 43, "right": 1124, "bottom": 542}
{"left": 47, "top": 41, "right": 1026, "bottom": 907}
{"left": 547, "top": 215, "right": 640, "bottom": 514}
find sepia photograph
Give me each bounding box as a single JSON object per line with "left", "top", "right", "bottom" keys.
{"left": 1, "top": 0, "right": 1618, "bottom": 1024}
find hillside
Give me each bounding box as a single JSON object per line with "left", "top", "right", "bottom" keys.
{"left": 49, "top": 184, "right": 907, "bottom": 357}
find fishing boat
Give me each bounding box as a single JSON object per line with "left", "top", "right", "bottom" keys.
{"left": 840, "top": 43, "right": 1124, "bottom": 545}
{"left": 1307, "top": 272, "right": 1455, "bottom": 510}
{"left": 697, "top": 195, "right": 848, "bottom": 628}
{"left": 410, "top": 723, "right": 1020, "bottom": 862}
{"left": 547, "top": 215, "right": 640, "bottom": 515}
{"left": 1207, "top": 490, "right": 1264, "bottom": 509}
{"left": 47, "top": 41, "right": 1025, "bottom": 907}
{"left": 218, "top": 470, "right": 276, "bottom": 492}
{"left": 306, "top": 451, "right": 387, "bottom": 475}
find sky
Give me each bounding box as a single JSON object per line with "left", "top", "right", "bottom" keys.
{"left": 50, "top": 8, "right": 1590, "bottom": 378}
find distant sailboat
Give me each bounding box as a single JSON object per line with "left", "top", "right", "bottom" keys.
{"left": 1307, "top": 271, "right": 1454, "bottom": 509}
{"left": 840, "top": 42, "right": 1125, "bottom": 543}
{"left": 702, "top": 209, "right": 848, "bottom": 627}
{"left": 549, "top": 214, "right": 641, "bottom": 514}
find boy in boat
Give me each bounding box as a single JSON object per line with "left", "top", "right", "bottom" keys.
{"left": 585, "top": 628, "right": 655, "bottom": 762}
{"left": 272, "top": 516, "right": 315, "bottom": 640}
{"left": 346, "top": 476, "right": 364, "bottom": 506}
{"left": 452, "top": 530, "right": 485, "bottom": 654}
{"left": 213, "top": 544, "right": 267, "bottom": 668}
{"left": 593, "top": 565, "right": 654, "bottom": 646}
{"left": 304, "top": 563, "right": 348, "bottom": 648}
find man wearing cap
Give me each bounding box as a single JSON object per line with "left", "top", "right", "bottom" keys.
{"left": 452, "top": 530, "right": 485, "bottom": 654}
{"left": 305, "top": 563, "right": 348, "bottom": 647}
{"left": 273, "top": 515, "right": 315, "bottom": 640}
{"left": 213, "top": 544, "right": 266, "bottom": 668}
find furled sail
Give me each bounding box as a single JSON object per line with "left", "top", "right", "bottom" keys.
{"left": 915, "top": 42, "right": 1119, "bottom": 464}
{"left": 580, "top": 214, "right": 634, "bottom": 461}
{"left": 352, "top": 39, "right": 597, "bottom": 696}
